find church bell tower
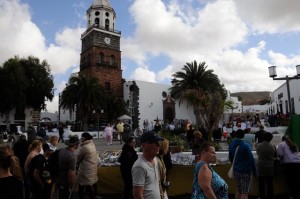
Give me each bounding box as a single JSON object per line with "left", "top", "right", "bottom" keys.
{"left": 80, "top": 0, "right": 123, "bottom": 98}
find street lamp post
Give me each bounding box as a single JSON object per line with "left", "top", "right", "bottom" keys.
{"left": 58, "top": 92, "right": 61, "bottom": 124}
{"left": 268, "top": 65, "right": 300, "bottom": 119}
{"left": 94, "top": 108, "right": 104, "bottom": 138}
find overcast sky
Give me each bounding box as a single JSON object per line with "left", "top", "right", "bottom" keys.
{"left": 1, "top": 0, "right": 300, "bottom": 113}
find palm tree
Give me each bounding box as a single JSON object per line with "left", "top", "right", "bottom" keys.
{"left": 60, "top": 74, "right": 105, "bottom": 130}
{"left": 105, "top": 95, "right": 129, "bottom": 123}
{"left": 169, "top": 61, "right": 226, "bottom": 133}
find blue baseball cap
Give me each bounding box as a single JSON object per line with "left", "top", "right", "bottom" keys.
{"left": 141, "top": 131, "right": 164, "bottom": 143}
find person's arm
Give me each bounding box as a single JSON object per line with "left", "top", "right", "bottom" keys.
{"left": 246, "top": 145, "right": 257, "bottom": 176}
{"left": 198, "top": 164, "right": 217, "bottom": 199}
{"left": 33, "top": 169, "right": 44, "bottom": 189}
{"left": 68, "top": 156, "right": 77, "bottom": 191}
{"left": 68, "top": 169, "right": 76, "bottom": 191}
{"left": 133, "top": 186, "right": 144, "bottom": 199}
{"left": 277, "top": 143, "right": 284, "bottom": 157}
{"left": 77, "top": 147, "right": 84, "bottom": 164}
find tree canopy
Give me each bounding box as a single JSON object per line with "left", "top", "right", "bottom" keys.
{"left": 60, "top": 73, "right": 129, "bottom": 130}
{"left": 169, "top": 60, "right": 227, "bottom": 139}
{"left": 60, "top": 74, "right": 106, "bottom": 130}
{"left": 0, "top": 56, "right": 54, "bottom": 115}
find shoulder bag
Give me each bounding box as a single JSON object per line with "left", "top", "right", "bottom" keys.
{"left": 228, "top": 146, "right": 239, "bottom": 179}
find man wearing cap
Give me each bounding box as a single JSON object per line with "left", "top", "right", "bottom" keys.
{"left": 55, "top": 135, "right": 79, "bottom": 199}
{"left": 132, "top": 131, "right": 164, "bottom": 199}
{"left": 28, "top": 143, "right": 54, "bottom": 199}
{"left": 77, "top": 132, "right": 98, "bottom": 199}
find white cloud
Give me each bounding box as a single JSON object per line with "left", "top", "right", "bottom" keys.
{"left": 233, "top": 0, "right": 300, "bottom": 33}
{"left": 45, "top": 27, "right": 83, "bottom": 74}
{"left": 130, "top": 67, "right": 156, "bottom": 82}
{"left": 2, "top": 0, "right": 300, "bottom": 113}
{"left": 123, "top": 0, "right": 300, "bottom": 94}
{"left": 0, "top": 0, "right": 82, "bottom": 113}
{"left": 157, "top": 65, "right": 174, "bottom": 82}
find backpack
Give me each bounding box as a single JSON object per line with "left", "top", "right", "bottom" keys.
{"left": 48, "top": 148, "right": 62, "bottom": 180}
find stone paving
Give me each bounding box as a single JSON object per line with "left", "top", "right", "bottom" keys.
{"left": 56, "top": 137, "right": 123, "bottom": 156}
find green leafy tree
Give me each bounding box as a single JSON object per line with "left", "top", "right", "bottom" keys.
{"left": 20, "top": 56, "right": 54, "bottom": 110}
{"left": 0, "top": 56, "right": 54, "bottom": 126}
{"left": 105, "top": 95, "right": 129, "bottom": 123}
{"left": 60, "top": 74, "right": 105, "bottom": 130}
{"left": 169, "top": 61, "right": 227, "bottom": 139}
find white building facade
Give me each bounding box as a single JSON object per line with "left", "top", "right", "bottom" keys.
{"left": 268, "top": 79, "right": 300, "bottom": 116}
{"left": 123, "top": 80, "right": 196, "bottom": 129}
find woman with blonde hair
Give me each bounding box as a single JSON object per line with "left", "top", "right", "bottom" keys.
{"left": 24, "top": 139, "right": 42, "bottom": 198}
{"left": 0, "top": 144, "right": 24, "bottom": 199}
{"left": 24, "top": 139, "right": 42, "bottom": 175}
{"left": 48, "top": 135, "right": 58, "bottom": 151}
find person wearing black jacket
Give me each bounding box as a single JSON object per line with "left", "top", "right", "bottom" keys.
{"left": 118, "top": 136, "right": 138, "bottom": 199}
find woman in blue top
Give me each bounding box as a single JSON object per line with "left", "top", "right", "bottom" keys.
{"left": 192, "top": 142, "right": 228, "bottom": 199}
{"left": 229, "top": 129, "right": 257, "bottom": 199}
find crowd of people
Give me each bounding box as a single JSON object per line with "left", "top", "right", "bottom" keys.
{"left": 1, "top": 118, "right": 300, "bottom": 199}
{"left": 0, "top": 128, "right": 101, "bottom": 199}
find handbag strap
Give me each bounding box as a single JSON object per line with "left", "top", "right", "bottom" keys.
{"left": 232, "top": 146, "right": 239, "bottom": 166}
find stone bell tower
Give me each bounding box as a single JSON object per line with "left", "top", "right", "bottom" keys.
{"left": 79, "top": 0, "right": 123, "bottom": 98}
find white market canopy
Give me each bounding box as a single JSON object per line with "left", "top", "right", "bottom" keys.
{"left": 118, "top": 115, "right": 132, "bottom": 120}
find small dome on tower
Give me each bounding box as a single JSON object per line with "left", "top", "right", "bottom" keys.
{"left": 93, "top": 0, "right": 111, "bottom": 7}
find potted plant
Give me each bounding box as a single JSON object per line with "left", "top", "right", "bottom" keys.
{"left": 169, "top": 135, "right": 186, "bottom": 153}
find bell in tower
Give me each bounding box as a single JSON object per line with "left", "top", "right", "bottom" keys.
{"left": 86, "top": 0, "right": 116, "bottom": 31}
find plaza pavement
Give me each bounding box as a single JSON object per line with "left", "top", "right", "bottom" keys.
{"left": 57, "top": 137, "right": 124, "bottom": 156}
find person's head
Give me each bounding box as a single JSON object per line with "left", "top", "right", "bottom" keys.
{"left": 193, "top": 131, "right": 202, "bottom": 139}
{"left": 0, "top": 145, "right": 23, "bottom": 180}
{"left": 81, "top": 132, "right": 93, "bottom": 143}
{"left": 159, "top": 138, "right": 169, "bottom": 155}
{"left": 236, "top": 129, "right": 245, "bottom": 139}
{"left": 127, "top": 136, "right": 136, "bottom": 148}
{"left": 0, "top": 145, "right": 13, "bottom": 169}
{"left": 66, "top": 135, "right": 80, "bottom": 150}
{"left": 42, "top": 143, "right": 54, "bottom": 157}
{"left": 28, "top": 139, "right": 42, "bottom": 153}
{"left": 199, "top": 142, "right": 216, "bottom": 163}
{"left": 259, "top": 124, "right": 264, "bottom": 130}
{"left": 262, "top": 132, "right": 273, "bottom": 142}
{"left": 49, "top": 136, "right": 59, "bottom": 146}
{"left": 141, "top": 131, "right": 164, "bottom": 158}
{"left": 283, "top": 135, "right": 298, "bottom": 153}
{"left": 18, "top": 134, "right": 26, "bottom": 141}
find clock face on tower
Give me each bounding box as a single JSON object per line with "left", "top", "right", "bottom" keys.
{"left": 104, "top": 37, "right": 111, "bottom": 45}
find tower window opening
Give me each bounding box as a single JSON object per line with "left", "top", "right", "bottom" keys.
{"left": 105, "top": 19, "right": 109, "bottom": 30}
{"left": 95, "top": 11, "right": 100, "bottom": 16}
{"left": 105, "top": 82, "right": 111, "bottom": 90}
{"left": 110, "top": 55, "right": 115, "bottom": 66}
{"left": 99, "top": 53, "right": 104, "bottom": 63}
{"left": 95, "top": 18, "right": 99, "bottom": 26}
